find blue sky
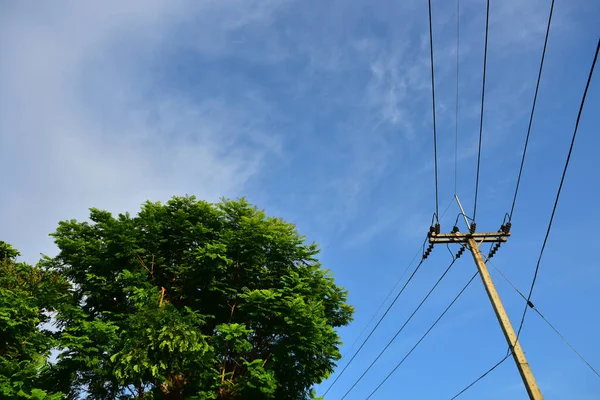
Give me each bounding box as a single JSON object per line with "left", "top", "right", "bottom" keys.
{"left": 1, "top": 1, "right": 599, "bottom": 399}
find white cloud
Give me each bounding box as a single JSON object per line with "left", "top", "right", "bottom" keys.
{"left": 0, "top": 1, "right": 281, "bottom": 262}
{"left": 367, "top": 50, "right": 431, "bottom": 136}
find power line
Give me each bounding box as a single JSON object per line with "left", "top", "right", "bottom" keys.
{"left": 428, "top": 0, "right": 440, "bottom": 220}
{"left": 472, "top": 0, "right": 490, "bottom": 221}
{"left": 446, "top": 255, "right": 518, "bottom": 399}
{"left": 490, "top": 261, "right": 600, "bottom": 379}
{"left": 341, "top": 244, "right": 423, "bottom": 359}
{"left": 340, "top": 256, "right": 458, "bottom": 399}
{"left": 454, "top": 0, "right": 461, "bottom": 195}
{"left": 322, "top": 248, "right": 429, "bottom": 396}
{"left": 341, "top": 198, "right": 454, "bottom": 359}
{"left": 515, "top": 38, "right": 600, "bottom": 340}
{"left": 449, "top": 352, "right": 512, "bottom": 399}
{"left": 509, "top": 0, "right": 555, "bottom": 221}
{"left": 366, "top": 271, "right": 479, "bottom": 399}
{"left": 333, "top": 198, "right": 454, "bottom": 391}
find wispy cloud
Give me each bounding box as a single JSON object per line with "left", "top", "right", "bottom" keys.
{"left": 0, "top": 1, "right": 282, "bottom": 261}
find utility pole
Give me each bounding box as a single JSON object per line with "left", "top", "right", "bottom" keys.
{"left": 425, "top": 195, "right": 543, "bottom": 400}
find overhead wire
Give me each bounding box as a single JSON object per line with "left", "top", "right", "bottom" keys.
{"left": 340, "top": 256, "right": 459, "bottom": 399}
{"left": 340, "top": 244, "right": 423, "bottom": 359}
{"left": 341, "top": 198, "right": 454, "bottom": 360}
{"left": 508, "top": 0, "right": 556, "bottom": 221}
{"left": 454, "top": 0, "right": 461, "bottom": 195}
{"left": 449, "top": 352, "right": 512, "bottom": 399}
{"left": 366, "top": 271, "right": 479, "bottom": 399}
{"left": 490, "top": 261, "right": 600, "bottom": 378}
{"left": 515, "top": 38, "right": 600, "bottom": 340}
{"left": 428, "top": 0, "right": 440, "bottom": 220}
{"left": 472, "top": 0, "right": 490, "bottom": 222}
{"left": 440, "top": 252, "right": 512, "bottom": 400}
{"left": 321, "top": 240, "right": 430, "bottom": 396}
{"left": 333, "top": 0, "right": 455, "bottom": 373}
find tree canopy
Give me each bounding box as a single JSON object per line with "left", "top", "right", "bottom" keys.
{"left": 34, "top": 196, "right": 353, "bottom": 399}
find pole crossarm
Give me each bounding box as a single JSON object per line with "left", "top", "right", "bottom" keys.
{"left": 428, "top": 231, "right": 509, "bottom": 244}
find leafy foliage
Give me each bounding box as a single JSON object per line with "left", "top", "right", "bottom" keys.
{"left": 43, "top": 197, "right": 353, "bottom": 399}
{"left": 0, "top": 241, "right": 66, "bottom": 399}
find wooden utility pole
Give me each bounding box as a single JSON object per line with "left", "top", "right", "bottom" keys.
{"left": 426, "top": 195, "right": 543, "bottom": 400}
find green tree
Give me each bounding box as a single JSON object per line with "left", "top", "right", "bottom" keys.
{"left": 0, "top": 241, "right": 66, "bottom": 399}
{"left": 43, "top": 197, "right": 353, "bottom": 399}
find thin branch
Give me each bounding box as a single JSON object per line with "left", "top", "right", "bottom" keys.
{"left": 262, "top": 353, "right": 273, "bottom": 368}
{"left": 159, "top": 287, "right": 166, "bottom": 307}
{"left": 136, "top": 254, "right": 151, "bottom": 274}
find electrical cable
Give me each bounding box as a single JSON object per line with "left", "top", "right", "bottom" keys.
{"left": 454, "top": 0, "right": 461, "bottom": 195}
{"left": 322, "top": 245, "right": 429, "bottom": 396}
{"left": 449, "top": 352, "right": 512, "bottom": 399}
{"left": 334, "top": 197, "right": 454, "bottom": 380}
{"left": 490, "top": 261, "right": 600, "bottom": 378}
{"left": 448, "top": 248, "right": 515, "bottom": 400}
{"left": 366, "top": 271, "right": 479, "bottom": 399}
{"left": 515, "top": 38, "right": 600, "bottom": 340}
{"left": 428, "top": 0, "right": 440, "bottom": 220}
{"left": 508, "top": 0, "right": 555, "bottom": 221}
{"left": 473, "top": 0, "right": 490, "bottom": 222}
{"left": 341, "top": 244, "right": 423, "bottom": 359}
{"left": 340, "top": 256, "right": 459, "bottom": 399}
